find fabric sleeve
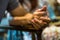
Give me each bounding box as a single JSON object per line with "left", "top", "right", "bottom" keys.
{"left": 7, "top": 0, "right": 19, "bottom": 11}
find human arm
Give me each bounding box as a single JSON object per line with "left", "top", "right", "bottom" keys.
{"left": 7, "top": 0, "right": 33, "bottom": 25}
{"left": 9, "top": 5, "right": 50, "bottom": 30}
{"left": 7, "top": 0, "right": 50, "bottom": 30}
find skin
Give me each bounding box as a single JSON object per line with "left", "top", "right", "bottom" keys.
{"left": 9, "top": 3, "right": 50, "bottom": 30}
{"left": 31, "top": 6, "right": 50, "bottom": 29}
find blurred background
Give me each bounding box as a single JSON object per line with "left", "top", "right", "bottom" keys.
{"left": 0, "top": 0, "right": 60, "bottom": 40}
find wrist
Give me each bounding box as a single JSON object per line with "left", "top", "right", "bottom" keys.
{"left": 9, "top": 13, "right": 33, "bottom": 26}
{"left": 24, "top": 13, "right": 34, "bottom": 20}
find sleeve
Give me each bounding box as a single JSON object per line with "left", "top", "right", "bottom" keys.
{"left": 7, "top": 0, "right": 19, "bottom": 11}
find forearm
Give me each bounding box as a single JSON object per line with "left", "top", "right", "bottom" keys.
{"left": 10, "top": 3, "right": 29, "bottom": 17}
{"left": 13, "top": 13, "right": 33, "bottom": 20}
{"left": 10, "top": 13, "right": 33, "bottom": 26}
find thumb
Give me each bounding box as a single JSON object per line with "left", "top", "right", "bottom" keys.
{"left": 41, "top": 5, "right": 47, "bottom": 11}
{"left": 35, "top": 5, "right": 47, "bottom": 12}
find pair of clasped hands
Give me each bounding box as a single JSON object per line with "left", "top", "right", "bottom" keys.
{"left": 11, "top": 6, "right": 50, "bottom": 30}
{"left": 31, "top": 6, "right": 50, "bottom": 30}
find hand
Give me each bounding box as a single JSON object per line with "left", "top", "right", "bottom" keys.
{"left": 31, "top": 6, "right": 51, "bottom": 30}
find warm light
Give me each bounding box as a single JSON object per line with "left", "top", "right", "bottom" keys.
{"left": 57, "top": 0, "right": 60, "bottom": 4}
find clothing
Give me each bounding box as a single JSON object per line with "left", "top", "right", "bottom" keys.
{"left": 0, "top": 0, "right": 22, "bottom": 40}
{"left": 0, "top": 13, "right": 32, "bottom": 40}
{"left": 0, "top": 0, "right": 33, "bottom": 40}
{"left": 42, "top": 25, "right": 60, "bottom": 40}
{"left": 0, "top": 0, "right": 19, "bottom": 22}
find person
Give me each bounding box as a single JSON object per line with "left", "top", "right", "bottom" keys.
{"left": 0, "top": 0, "right": 50, "bottom": 30}
{"left": 0, "top": 0, "right": 50, "bottom": 40}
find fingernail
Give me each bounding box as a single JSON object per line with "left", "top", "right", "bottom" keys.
{"left": 31, "top": 20, "right": 35, "bottom": 22}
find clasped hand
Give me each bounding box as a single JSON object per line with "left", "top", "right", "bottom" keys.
{"left": 31, "top": 6, "right": 51, "bottom": 30}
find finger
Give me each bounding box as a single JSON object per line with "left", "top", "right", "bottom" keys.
{"left": 35, "top": 5, "right": 47, "bottom": 12}
{"left": 33, "top": 18, "right": 49, "bottom": 28}
{"left": 31, "top": 18, "right": 48, "bottom": 29}
{"left": 35, "top": 9, "right": 42, "bottom": 12}
{"left": 33, "top": 11, "right": 47, "bottom": 16}
{"left": 34, "top": 18, "right": 47, "bottom": 25}
{"left": 40, "top": 16, "right": 50, "bottom": 20}
{"left": 46, "top": 11, "right": 49, "bottom": 17}
{"left": 31, "top": 20, "right": 40, "bottom": 30}
{"left": 39, "top": 16, "right": 51, "bottom": 22}
{"left": 33, "top": 18, "right": 50, "bottom": 29}
{"left": 32, "top": 18, "right": 47, "bottom": 28}
{"left": 41, "top": 5, "right": 47, "bottom": 11}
